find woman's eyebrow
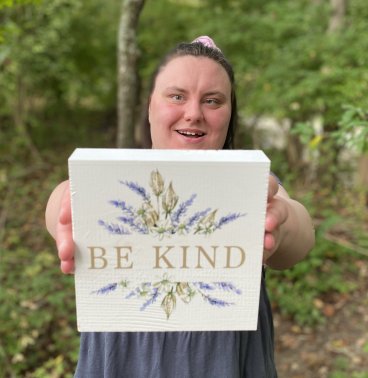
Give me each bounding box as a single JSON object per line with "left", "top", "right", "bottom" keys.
{"left": 164, "top": 86, "right": 187, "bottom": 93}
{"left": 203, "top": 91, "right": 228, "bottom": 100}
{"left": 204, "top": 91, "right": 226, "bottom": 97}
{"left": 164, "top": 87, "right": 227, "bottom": 98}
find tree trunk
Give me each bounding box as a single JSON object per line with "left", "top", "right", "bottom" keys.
{"left": 117, "top": 0, "right": 145, "bottom": 148}
{"left": 286, "top": 133, "right": 305, "bottom": 173}
{"left": 357, "top": 154, "right": 368, "bottom": 206}
{"left": 328, "top": 0, "right": 347, "bottom": 33}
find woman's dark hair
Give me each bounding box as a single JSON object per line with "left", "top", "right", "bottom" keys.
{"left": 141, "top": 41, "right": 237, "bottom": 149}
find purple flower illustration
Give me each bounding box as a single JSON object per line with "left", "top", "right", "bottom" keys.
{"left": 91, "top": 282, "right": 118, "bottom": 295}
{"left": 203, "top": 296, "right": 234, "bottom": 307}
{"left": 214, "top": 282, "right": 242, "bottom": 295}
{"left": 110, "top": 200, "right": 135, "bottom": 216}
{"left": 117, "top": 216, "right": 148, "bottom": 234}
{"left": 215, "top": 213, "right": 246, "bottom": 230}
{"left": 120, "top": 180, "right": 150, "bottom": 202}
{"left": 186, "top": 209, "right": 212, "bottom": 229}
{"left": 193, "top": 282, "right": 215, "bottom": 291}
{"left": 140, "top": 288, "right": 161, "bottom": 311}
{"left": 92, "top": 274, "right": 242, "bottom": 319}
{"left": 171, "top": 194, "right": 197, "bottom": 225}
{"left": 98, "top": 220, "right": 131, "bottom": 235}
{"left": 99, "top": 170, "right": 245, "bottom": 237}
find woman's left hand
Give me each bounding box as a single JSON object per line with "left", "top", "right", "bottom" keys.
{"left": 263, "top": 175, "right": 315, "bottom": 269}
{"left": 263, "top": 175, "right": 289, "bottom": 263}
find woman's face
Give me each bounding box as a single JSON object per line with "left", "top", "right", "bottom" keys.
{"left": 149, "top": 56, "right": 232, "bottom": 150}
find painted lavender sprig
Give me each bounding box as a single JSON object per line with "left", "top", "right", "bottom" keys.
{"left": 171, "top": 194, "right": 197, "bottom": 226}
{"left": 215, "top": 213, "right": 247, "bottom": 230}
{"left": 91, "top": 275, "right": 242, "bottom": 320}
{"left": 203, "top": 295, "right": 234, "bottom": 307}
{"left": 193, "top": 282, "right": 216, "bottom": 291}
{"left": 125, "top": 287, "right": 140, "bottom": 299}
{"left": 91, "top": 282, "right": 118, "bottom": 295}
{"left": 117, "top": 216, "right": 148, "bottom": 234}
{"left": 140, "top": 288, "right": 161, "bottom": 311}
{"left": 99, "top": 170, "right": 245, "bottom": 237}
{"left": 185, "top": 208, "right": 212, "bottom": 232}
{"left": 193, "top": 281, "right": 242, "bottom": 308}
{"left": 125, "top": 282, "right": 152, "bottom": 299}
{"left": 97, "top": 220, "right": 131, "bottom": 235}
{"left": 110, "top": 200, "right": 135, "bottom": 217}
{"left": 120, "top": 180, "right": 150, "bottom": 202}
{"left": 214, "top": 282, "right": 242, "bottom": 295}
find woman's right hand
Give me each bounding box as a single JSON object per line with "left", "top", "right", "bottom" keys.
{"left": 45, "top": 180, "right": 75, "bottom": 274}
{"left": 57, "top": 184, "right": 75, "bottom": 273}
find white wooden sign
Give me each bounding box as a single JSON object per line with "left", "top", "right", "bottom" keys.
{"left": 68, "top": 148, "right": 270, "bottom": 332}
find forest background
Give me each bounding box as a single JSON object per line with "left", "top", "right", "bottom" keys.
{"left": 0, "top": 0, "right": 367, "bottom": 377}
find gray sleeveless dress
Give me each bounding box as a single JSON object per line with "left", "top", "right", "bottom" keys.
{"left": 74, "top": 270, "right": 277, "bottom": 378}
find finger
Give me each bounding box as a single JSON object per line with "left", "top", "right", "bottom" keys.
{"left": 57, "top": 236, "right": 74, "bottom": 261}
{"left": 56, "top": 185, "right": 74, "bottom": 262}
{"left": 56, "top": 205, "right": 74, "bottom": 259}
{"left": 59, "top": 185, "right": 72, "bottom": 225}
{"left": 263, "top": 230, "right": 281, "bottom": 263}
{"left": 264, "top": 228, "right": 280, "bottom": 251}
{"left": 263, "top": 231, "right": 276, "bottom": 252}
{"left": 263, "top": 237, "right": 274, "bottom": 263}
{"left": 265, "top": 198, "right": 288, "bottom": 232}
{"left": 61, "top": 259, "right": 75, "bottom": 274}
{"left": 268, "top": 175, "right": 279, "bottom": 201}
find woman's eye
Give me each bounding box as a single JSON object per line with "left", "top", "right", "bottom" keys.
{"left": 170, "top": 94, "right": 184, "bottom": 102}
{"left": 205, "top": 98, "right": 220, "bottom": 106}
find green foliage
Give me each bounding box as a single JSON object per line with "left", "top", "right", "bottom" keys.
{"left": 267, "top": 234, "right": 358, "bottom": 326}
{"left": 0, "top": 0, "right": 118, "bottom": 161}
{"left": 0, "top": 0, "right": 41, "bottom": 11}
{"left": 333, "top": 105, "right": 368, "bottom": 154}
{"left": 238, "top": 0, "right": 368, "bottom": 127}
{"left": 0, "top": 247, "right": 78, "bottom": 377}
{"left": 267, "top": 190, "right": 364, "bottom": 327}
{"left": 330, "top": 356, "right": 368, "bottom": 378}
{"left": 0, "top": 0, "right": 118, "bottom": 109}
{"left": 138, "top": 0, "right": 205, "bottom": 84}
{"left": 0, "top": 161, "right": 79, "bottom": 377}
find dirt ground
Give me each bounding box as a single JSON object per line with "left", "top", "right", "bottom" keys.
{"left": 274, "top": 260, "right": 368, "bottom": 377}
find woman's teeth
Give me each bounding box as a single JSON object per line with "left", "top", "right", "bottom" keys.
{"left": 177, "top": 130, "right": 204, "bottom": 138}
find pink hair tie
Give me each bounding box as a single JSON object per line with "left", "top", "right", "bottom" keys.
{"left": 192, "top": 36, "right": 222, "bottom": 52}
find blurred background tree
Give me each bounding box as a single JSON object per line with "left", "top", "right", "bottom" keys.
{"left": 1, "top": 0, "right": 367, "bottom": 376}
{"left": 117, "top": 0, "right": 145, "bottom": 148}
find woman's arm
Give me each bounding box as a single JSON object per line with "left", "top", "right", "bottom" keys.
{"left": 263, "top": 175, "right": 315, "bottom": 270}
{"left": 45, "top": 180, "right": 75, "bottom": 273}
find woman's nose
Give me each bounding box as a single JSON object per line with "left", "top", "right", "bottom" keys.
{"left": 184, "top": 101, "right": 203, "bottom": 123}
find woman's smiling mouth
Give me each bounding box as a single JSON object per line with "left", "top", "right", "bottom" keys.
{"left": 176, "top": 129, "right": 206, "bottom": 138}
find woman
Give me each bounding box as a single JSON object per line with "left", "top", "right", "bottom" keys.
{"left": 46, "top": 36, "right": 315, "bottom": 377}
